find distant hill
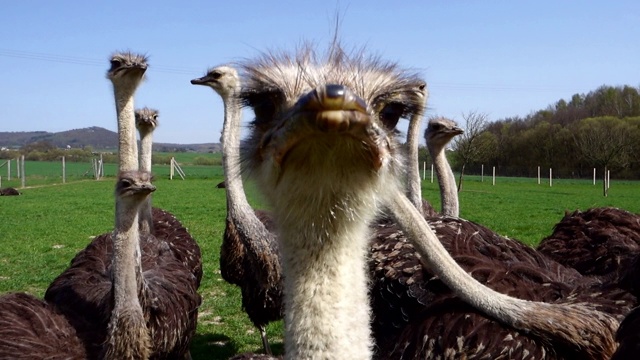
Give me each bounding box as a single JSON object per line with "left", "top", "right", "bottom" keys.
{"left": 0, "top": 126, "right": 221, "bottom": 153}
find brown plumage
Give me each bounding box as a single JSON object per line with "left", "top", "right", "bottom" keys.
{"left": 612, "top": 301, "right": 640, "bottom": 360}
{"left": 538, "top": 207, "right": 640, "bottom": 292}
{"left": 45, "top": 172, "right": 201, "bottom": 359}
{"left": 191, "top": 66, "right": 283, "bottom": 354}
{"left": 0, "top": 292, "right": 87, "bottom": 359}
{"left": 0, "top": 187, "right": 20, "bottom": 196}
{"left": 370, "top": 216, "right": 635, "bottom": 359}
{"left": 228, "top": 353, "right": 282, "bottom": 360}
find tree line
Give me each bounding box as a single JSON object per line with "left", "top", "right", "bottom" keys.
{"left": 421, "top": 85, "right": 640, "bottom": 186}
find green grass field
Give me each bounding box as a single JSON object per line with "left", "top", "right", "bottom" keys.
{"left": 0, "top": 155, "right": 223, "bottom": 188}
{"left": 0, "top": 170, "right": 639, "bottom": 358}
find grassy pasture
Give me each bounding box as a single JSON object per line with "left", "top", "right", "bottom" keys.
{"left": 0, "top": 155, "right": 223, "bottom": 187}
{"left": 0, "top": 172, "right": 639, "bottom": 358}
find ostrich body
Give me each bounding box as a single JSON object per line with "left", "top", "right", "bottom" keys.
{"left": 191, "top": 66, "right": 283, "bottom": 354}
{"left": 0, "top": 187, "right": 20, "bottom": 196}
{"left": 45, "top": 52, "right": 201, "bottom": 359}
{"left": 239, "top": 44, "right": 426, "bottom": 359}
{"left": 135, "top": 107, "right": 203, "bottom": 286}
{"left": 382, "top": 194, "right": 630, "bottom": 359}
{"left": 613, "top": 303, "right": 640, "bottom": 360}
{"left": 537, "top": 207, "right": 640, "bottom": 291}
{"left": 0, "top": 292, "right": 86, "bottom": 359}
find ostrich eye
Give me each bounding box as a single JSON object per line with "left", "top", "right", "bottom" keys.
{"left": 120, "top": 179, "right": 132, "bottom": 188}
{"left": 379, "top": 103, "right": 405, "bottom": 130}
{"left": 211, "top": 72, "right": 222, "bottom": 80}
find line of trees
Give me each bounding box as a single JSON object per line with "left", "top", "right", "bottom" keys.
{"left": 419, "top": 85, "right": 640, "bottom": 191}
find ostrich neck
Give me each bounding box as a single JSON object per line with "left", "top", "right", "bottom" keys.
{"left": 114, "top": 85, "right": 139, "bottom": 172}
{"left": 276, "top": 196, "right": 374, "bottom": 360}
{"left": 221, "top": 95, "right": 261, "bottom": 225}
{"left": 387, "top": 193, "right": 619, "bottom": 358}
{"left": 138, "top": 129, "right": 154, "bottom": 234}
{"left": 112, "top": 201, "right": 145, "bottom": 321}
{"left": 429, "top": 143, "right": 459, "bottom": 217}
{"left": 138, "top": 130, "right": 153, "bottom": 173}
{"left": 405, "top": 113, "right": 423, "bottom": 210}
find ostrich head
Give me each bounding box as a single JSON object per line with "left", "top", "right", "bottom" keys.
{"left": 239, "top": 44, "right": 426, "bottom": 216}
{"left": 190, "top": 66, "right": 240, "bottom": 96}
{"left": 135, "top": 107, "right": 159, "bottom": 133}
{"left": 424, "top": 117, "right": 464, "bottom": 150}
{"left": 115, "top": 170, "right": 156, "bottom": 203}
{"left": 106, "top": 52, "right": 148, "bottom": 84}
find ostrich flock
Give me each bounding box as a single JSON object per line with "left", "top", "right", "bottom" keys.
{"left": 1, "top": 44, "right": 640, "bottom": 360}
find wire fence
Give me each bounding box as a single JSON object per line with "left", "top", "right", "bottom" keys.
{"left": 0, "top": 158, "right": 224, "bottom": 188}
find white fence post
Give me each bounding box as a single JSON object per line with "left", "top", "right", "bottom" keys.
{"left": 7, "top": 159, "right": 10, "bottom": 181}
{"left": 422, "top": 161, "right": 426, "bottom": 180}
{"left": 607, "top": 170, "right": 611, "bottom": 189}
{"left": 430, "top": 164, "right": 434, "bottom": 183}
{"left": 99, "top": 153, "right": 104, "bottom": 179}
{"left": 537, "top": 166, "right": 540, "bottom": 185}
{"left": 549, "top": 168, "right": 552, "bottom": 187}
{"left": 62, "top": 156, "right": 66, "bottom": 184}
{"left": 593, "top": 168, "right": 596, "bottom": 185}
{"left": 481, "top": 164, "right": 484, "bottom": 182}
{"left": 20, "top": 155, "right": 25, "bottom": 188}
{"left": 492, "top": 166, "right": 496, "bottom": 186}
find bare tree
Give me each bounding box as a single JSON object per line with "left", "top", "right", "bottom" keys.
{"left": 573, "top": 117, "right": 637, "bottom": 196}
{"left": 451, "top": 111, "right": 493, "bottom": 192}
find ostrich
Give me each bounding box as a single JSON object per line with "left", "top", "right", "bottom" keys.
{"left": 238, "top": 43, "right": 632, "bottom": 360}
{"left": 191, "top": 66, "right": 283, "bottom": 354}
{"left": 424, "top": 116, "right": 463, "bottom": 217}
{"left": 238, "top": 43, "right": 435, "bottom": 359}
{"left": 135, "top": 106, "right": 203, "bottom": 286}
{"left": 0, "top": 187, "right": 20, "bottom": 196}
{"left": 0, "top": 292, "right": 87, "bottom": 359}
{"left": 45, "top": 51, "right": 201, "bottom": 359}
{"left": 537, "top": 207, "right": 640, "bottom": 293}
{"left": 105, "top": 170, "right": 156, "bottom": 359}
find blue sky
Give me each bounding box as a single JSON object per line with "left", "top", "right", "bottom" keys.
{"left": 1, "top": 1, "right": 639, "bottom": 144}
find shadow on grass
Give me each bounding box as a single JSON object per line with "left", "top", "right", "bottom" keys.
{"left": 190, "top": 332, "right": 284, "bottom": 360}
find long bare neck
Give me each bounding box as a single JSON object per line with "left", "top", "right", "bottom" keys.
{"left": 138, "top": 128, "right": 154, "bottom": 234}
{"left": 221, "top": 91, "right": 267, "bottom": 234}
{"left": 106, "top": 199, "right": 151, "bottom": 360}
{"left": 405, "top": 112, "right": 423, "bottom": 210}
{"left": 276, "top": 189, "right": 376, "bottom": 360}
{"left": 428, "top": 141, "right": 458, "bottom": 217}
{"left": 138, "top": 128, "right": 153, "bottom": 173}
{"left": 114, "top": 84, "right": 139, "bottom": 172}
{"left": 386, "top": 193, "right": 619, "bottom": 359}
